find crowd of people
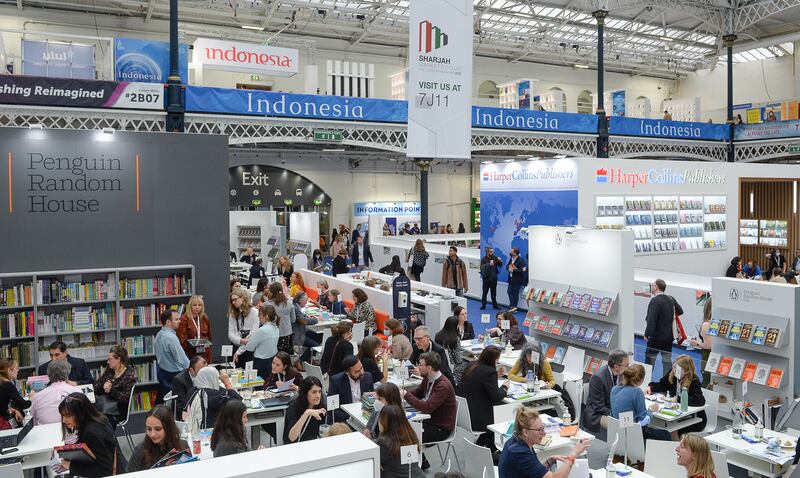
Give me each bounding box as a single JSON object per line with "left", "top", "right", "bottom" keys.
{"left": 725, "top": 250, "right": 800, "bottom": 283}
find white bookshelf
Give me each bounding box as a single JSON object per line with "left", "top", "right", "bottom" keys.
{"left": 389, "top": 70, "right": 408, "bottom": 101}
{"left": 498, "top": 78, "right": 538, "bottom": 110}
{"left": 664, "top": 97, "right": 701, "bottom": 122}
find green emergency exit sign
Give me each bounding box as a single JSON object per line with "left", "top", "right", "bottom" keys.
{"left": 313, "top": 129, "right": 343, "bottom": 142}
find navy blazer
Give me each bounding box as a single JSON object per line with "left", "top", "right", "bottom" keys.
{"left": 351, "top": 243, "right": 374, "bottom": 267}
{"left": 38, "top": 355, "right": 94, "bottom": 385}
{"left": 327, "top": 370, "right": 374, "bottom": 422}
{"left": 329, "top": 301, "right": 346, "bottom": 315}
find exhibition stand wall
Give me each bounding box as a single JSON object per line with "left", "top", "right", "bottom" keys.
{"left": 229, "top": 210, "right": 285, "bottom": 274}
{"left": 633, "top": 269, "right": 711, "bottom": 338}
{"left": 288, "top": 211, "right": 320, "bottom": 259}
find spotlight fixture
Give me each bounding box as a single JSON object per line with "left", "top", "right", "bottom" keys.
{"left": 28, "top": 124, "right": 43, "bottom": 130}
{"left": 102, "top": 127, "right": 115, "bottom": 134}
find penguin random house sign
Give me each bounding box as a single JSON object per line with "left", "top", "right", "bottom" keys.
{"left": 229, "top": 165, "right": 330, "bottom": 208}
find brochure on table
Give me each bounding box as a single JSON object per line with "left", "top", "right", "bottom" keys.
{"left": 526, "top": 226, "right": 634, "bottom": 373}
{"left": 707, "top": 277, "right": 800, "bottom": 419}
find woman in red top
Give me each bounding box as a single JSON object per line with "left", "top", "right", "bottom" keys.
{"left": 177, "top": 295, "right": 213, "bottom": 363}
{"left": 676, "top": 434, "right": 716, "bottom": 478}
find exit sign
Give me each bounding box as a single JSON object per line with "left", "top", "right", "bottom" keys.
{"left": 313, "top": 129, "right": 343, "bottom": 142}
{"left": 789, "top": 144, "right": 800, "bottom": 153}
{"left": 250, "top": 75, "right": 261, "bottom": 81}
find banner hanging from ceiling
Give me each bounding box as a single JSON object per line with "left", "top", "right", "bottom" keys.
{"left": 406, "top": 0, "right": 473, "bottom": 159}
{"left": 0, "top": 75, "right": 164, "bottom": 110}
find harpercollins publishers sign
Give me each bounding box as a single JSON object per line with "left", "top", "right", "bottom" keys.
{"left": 594, "top": 166, "right": 726, "bottom": 189}
{"left": 480, "top": 159, "right": 578, "bottom": 191}
{"left": 192, "top": 38, "right": 298, "bottom": 76}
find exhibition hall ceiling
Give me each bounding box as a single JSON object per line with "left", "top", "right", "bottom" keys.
{"left": 4, "top": 0, "right": 799, "bottom": 77}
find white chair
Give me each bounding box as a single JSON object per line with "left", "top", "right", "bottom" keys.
{"left": 116, "top": 384, "right": 138, "bottom": 452}
{"left": 493, "top": 403, "right": 518, "bottom": 424}
{"left": 313, "top": 329, "right": 332, "bottom": 362}
{"left": 711, "top": 450, "right": 730, "bottom": 478}
{"left": 424, "top": 400, "right": 462, "bottom": 474}
{"left": 351, "top": 321, "right": 366, "bottom": 345}
{"left": 0, "top": 463, "right": 23, "bottom": 478}
{"left": 303, "top": 361, "right": 327, "bottom": 389}
{"left": 411, "top": 421, "right": 423, "bottom": 447}
{"left": 632, "top": 361, "right": 653, "bottom": 392}
{"left": 563, "top": 377, "right": 583, "bottom": 424}
{"left": 606, "top": 417, "right": 646, "bottom": 465}
{"left": 561, "top": 346, "right": 585, "bottom": 382}
{"left": 699, "top": 388, "right": 719, "bottom": 434}
{"left": 643, "top": 439, "right": 684, "bottom": 478}
{"left": 551, "top": 370, "right": 565, "bottom": 388}
{"left": 463, "top": 438, "right": 499, "bottom": 478}
{"left": 455, "top": 396, "right": 480, "bottom": 442}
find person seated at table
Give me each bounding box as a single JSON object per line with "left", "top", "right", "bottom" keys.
{"left": 327, "top": 288, "right": 346, "bottom": 315}
{"left": 326, "top": 422, "right": 354, "bottom": 437}
{"left": 171, "top": 355, "right": 207, "bottom": 417}
{"left": 313, "top": 279, "right": 331, "bottom": 309}
{"left": 483, "top": 311, "right": 527, "bottom": 350}
{"left": 31, "top": 360, "right": 80, "bottom": 425}
{"left": 456, "top": 347, "right": 509, "bottom": 453}
{"left": 611, "top": 364, "right": 672, "bottom": 442}
{"left": 364, "top": 278, "right": 378, "bottom": 288}
{"left": 409, "top": 326, "right": 455, "bottom": 385}
{"left": 452, "top": 306, "right": 474, "bottom": 341}
{"left": 377, "top": 405, "right": 426, "bottom": 478}
{"left": 332, "top": 248, "right": 350, "bottom": 277}
{"left": 400, "top": 352, "right": 457, "bottom": 470}
{"left": 239, "top": 303, "right": 280, "bottom": 382}
{"left": 289, "top": 272, "right": 306, "bottom": 298}
{"left": 385, "top": 319, "right": 413, "bottom": 361}
{"left": 185, "top": 366, "right": 242, "bottom": 436}
{"left": 508, "top": 342, "right": 572, "bottom": 419}
{"left": 127, "top": 405, "right": 189, "bottom": 472}
{"left": 285, "top": 376, "right": 327, "bottom": 443}
{"left": 58, "top": 392, "right": 125, "bottom": 478}
{"left": 434, "top": 316, "right": 468, "bottom": 385}
{"left": 379, "top": 255, "right": 407, "bottom": 276}
{"left": 365, "top": 382, "right": 403, "bottom": 439}
{"left": 321, "top": 322, "right": 355, "bottom": 376}
{"left": 358, "top": 336, "right": 389, "bottom": 384}
{"left": 348, "top": 288, "right": 377, "bottom": 333}
{"left": 252, "top": 277, "right": 271, "bottom": 306}
{"left": 0, "top": 358, "right": 32, "bottom": 427}
{"left": 211, "top": 400, "right": 251, "bottom": 457}
{"left": 645, "top": 354, "right": 706, "bottom": 437}
{"left": 37, "top": 340, "right": 94, "bottom": 385}
{"left": 265, "top": 351, "right": 304, "bottom": 391}
{"left": 328, "top": 355, "right": 375, "bottom": 422}
{"left": 498, "top": 406, "right": 590, "bottom": 478}
{"left": 743, "top": 259, "right": 762, "bottom": 279}
{"left": 249, "top": 257, "right": 266, "bottom": 287}
{"left": 292, "top": 291, "right": 321, "bottom": 365}
{"left": 93, "top": 345, "right": 137, "bottom": 428}
{"left": 676, "top": 434, "right": 716, "bottom": 478}
{"left": 277, "top": 256, "right": 294, "bottom": 286}
{"left": 580, "top": 349, "right": 630, "bottom": 439}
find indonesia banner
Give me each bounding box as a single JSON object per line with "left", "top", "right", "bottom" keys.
{"left": 407, "top": 0, "right": 473, "bottom": 159}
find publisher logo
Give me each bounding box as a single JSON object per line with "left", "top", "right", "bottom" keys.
{"left": 555, "top": 233, "right": 563, "bottom": 246}
{"left": 729, "top": 288, "right": 740, "bottom": 302}
{"left": 595, "top": 168, "right": 608, "bottom": 183}
{"left": 482, "top": 172, "right": 489, "bottom": 181}
{"left": 418, "top": 20, "right": 449, "bottom": 54}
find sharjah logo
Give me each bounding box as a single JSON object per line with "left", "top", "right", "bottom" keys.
{"left": 419, "top": 20, "right": 449, "bottom": 54}
{"left": 595, "top": 168, "right": 608, "bottom": 183}
{"left": 729, "top": 288, "right": 739, "bottom": 301}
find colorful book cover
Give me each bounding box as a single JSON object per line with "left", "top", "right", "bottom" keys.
{"left": 544, "top": 318, "right": 558, "bottom": 333}
{"left": 718, "top": 320, "right": 731, "bottom": 338}
{"left": 551, "top": 319, "right": 566, "bottom": 336}
{"left": 716, "top": 357, "right": 733, "bottom": 376}
{"left": 545, "top": 345, "right": 557, "bottom": 359}
{"left": 591, "top": 358, "right": 603, "bottom": 374}
{"left": 707, "top": 319, "right": 721, "bottom": 336}
{"left": 569, "top": 324, "right": 581, "bottom": 339}
{"left": 526, "top": 288, "right": 537, "bottom": 301}
{"left": 576, "top": 326, "right": 588, "bottom": 341}
{"left": 753, "top": 363, "right": 771, "bottom": 385}
{"left": 570, "top": 293, "right": 583, "bottom": 310}
{"left": 553, "top": 346, "right": 567, "bottom": 364}
{"left": 536, "top": 316, "right": 549, "bottom": 331}
{"left": 588, "top": 297, "right": 601, "bottom": 314}
{"left": 767, "top": 368, "right": 784, "bottom": 389}
{"left": 561, "top": 323, "right": 574, "bottom": 337}
{"left": 583, "top": 355, "right": 592, "bottom": 373}
{"left": 742, "top": 362, "right": 758, "bottom": 382}
{"left": 705, "top": 352, "right": 721, "bottom": 373}
{"left": 582, "top": 327, "right": 596, "bottom": 343}
{"left": 536, "top": 290, "right": 548, "bottom": 303}
{"left": 598, "top": 297, "right": 613, "bottom": 316}
{"left": 727, "top": 322, "right": 743, "bottom": 341}
{"left": 540, "top": 341, "right": 550, "bottom": 356}
{"left": 548, "top": 292, "right": 559, "bottom": 305}
{"left": 598, "top": 330, "right": 613, "bottom": 348}
{"left": 751, "top": 326, "right": 767, "bottom": 345}
{"left": 579, "top": 294, "right": 593, "bottom": 312}
{"left": 739, "top": 324, "right": 753, "bottom": 343}
{"left": 560, "top": 291, "right": 574, "bottom": 308}
{"left": 590, "top": 329, "right": 603, "bottom": 344}
{"left": 729, "top": 358, "right": 746, "bottom": 379}
{"left": 765, "top": 328, "right": 781, "bottom": 347}
{"left": 522, "top": 311, "right": 535, "bottom": 328}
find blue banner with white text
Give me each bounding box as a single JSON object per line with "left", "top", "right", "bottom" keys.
{"left": 609, "top": 116, "right": 729, "bottom": 141}
{"left": 471, "top": 106, "right": 598, "bottom": 134}
{"left": 734, "top": 120, "right": 800, "bottom": 141}
{"left": 115, "top": 38, "right": 188, "bottom": 84}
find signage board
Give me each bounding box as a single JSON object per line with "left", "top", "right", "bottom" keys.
{"left": 0, "top": 75, "right": 163, "bottom": 111}
{"left": 22, "top": 40, "right": 95, "bottom": 79}
{"left": 609, "top": 116, "right": 729, "bottom": 142}
{"left": 114, "top": 37, "right": 189, "bottom": 83}
{"left": 229, "top": 165, "right": 330, "bottom": 209}
{"left": 193, "top": 38, "right": 298, "bottom": 76}
{"left": 313, "top": 129, "right": 343, "bottom": 142}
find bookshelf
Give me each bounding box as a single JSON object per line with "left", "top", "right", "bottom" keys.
{"left": 708, "top": 277, "right": 799, "bottom": 420}
{"left": 525, "top": 227, "right": 635, "bottom": 377}
{"left": 0, "top": 265, "right": 194, "bottom": 410}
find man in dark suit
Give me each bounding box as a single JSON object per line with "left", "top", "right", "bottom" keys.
{"left": 480, "top": 247, "right": 502, "bottom": 310}
{"left": 643, "top": 279, "right": 683, "bottom": 377}
{"left": 409, "top": 326, "right": 454, "bottom": 385}
{"left": 506, "top": 247, "right": 527, "bottom": 311}
{"left": 581, "top": 349, "right": 629, "bottom": 440}
{"left": 327, "top": 355, "right": 374, "bottom": 422}
{"left": 350, "top": 235, "right": 373, "bottom": 272}
{"left": 171, "top": 355, "right": 207, "bottom": 416}
{"left": 37, "top": 340, "right": 93, "bottom": 385}
{"left": 351, "top": 224, "right": 362, "bottom": 245}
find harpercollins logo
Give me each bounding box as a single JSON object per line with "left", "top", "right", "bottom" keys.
{"left": 418, "top": 20, "right": 449, "bottom": 54}
{"left": 595, "top": 168, "right": 608, "bottom": 183}
{"left": 482, "top": 172, "right": 489, "bottom": 181}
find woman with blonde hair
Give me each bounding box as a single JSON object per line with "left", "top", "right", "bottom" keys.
{"left": 277, "top": 256, "right": 293, "bottom": 286}
{"left": 331, "top": 234, "right": 346, "bottom": 258}
{"left": 227, "top": 287, "right": 259, "bottom": 368}
{"left": 406, "top": 239, "right": 429, "bottom": 281}
{"left": 178, "top": 295, "right": 213, "bottom": 362}
{"left": 646, "top": 354, "right": 706, "bottom": 436}
{"left": 676, "top": 434, "right": 716, "bottom": 478}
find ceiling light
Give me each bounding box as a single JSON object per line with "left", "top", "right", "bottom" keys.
{"left": 504, "top": 159, "right": 514, "bottom": 163}
{"left": 28, "top": 124, "right": 43, "bottom": 130}
{"left": 102, "top": 127, "right": 115, "bottom": 134}
{"left": 481, "top": 160, "right": 493, "bottom": 164}
{"left": 553, "top": 154, "right": 567, "bottom": 159}
{"left": 527, "top": 156, "right": 541, "bottom": 161}
{"left": 659, "top": 36, "right": 673, "bottom": 42}
{"left": 516, "top": 154, "right": 530, "bottom": 157}
{"left": 322, "top": 148, "right": 345, "bottom": 152}
{"left": 574, "top": 64, "right": 589, "bottom": 69}
{"left": 242, "top": 25, "right": 265, "bottom": 31}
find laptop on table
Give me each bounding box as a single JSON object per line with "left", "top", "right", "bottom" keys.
{"left": 0, "top": 419, "right": 34, "bottom": 452}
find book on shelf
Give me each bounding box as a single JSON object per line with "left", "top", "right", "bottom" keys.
{"left": 561, "top": 323, "right": 574, "bottom": 337}
{"left": 1, "top": 341, "right": 36, "bottom": 367}
{"left": 39, "top": 304, "right": 115, "bottom": 335}
{"left": 552, "top": 346, "right": 567, "bottom": 364}
{"left": 764, "top": 328, "right": 781, "bottom": 347}
{"left": 121, "top": 335, "right": 155, "bottom": 356}
{"left": 729, "top": 358, "right": 746, "bottom": 379}
{"left": 753, "top": 363, "right": 771, "bottom": 385}
{"left": 569, "top": 294, "right": 582, "bottom": 310}
{"left": 548, "top": 292, "right": 560, "bottom": 305}
{"left": 707, "top": 319, "right": 720, "bottom": 336}
{"left": 742, "top": 362, "right": 758, "bottom": 382}
{"left": 544, "top": 318, "right": 557, "bottom": 334}
{"left": 536, "top": 290, "right": 548, "bottom": 303}
{"left": 133, "top": 389, "right": 159, "bottom": 412}
{"left": 37, "top": 273, "right": 116, "bottom": 304}
{"left": 588, "top": 297, "right": 601, "bottom": 314}
{"left": 705, "top": 352, "right": 721, "bottom": 373}
{"left": 120, "top": 303, "right": 179, "bottom": 328}
{"left": 718, "top": 320, "right": 731, "bottom": 338}
{"left": 582, "top": 327, "right": 595, "bottom": 343}
{"left": 524, "top": 287, "right": 537, "bottom": 302}
{"left": 578, "top": 294, "right": 592, "bottom": 312}
{"left": 727, "top": 322, "right": 743, "bottom": 341}
{"left": 536, "top": 317, "right": 548, "bottom": 332}
{"left": 576, "top": 326, "right": 588, "bottom": 341}
{"left": 568, "top": 324, "right": 581, "bottom": 339}
{"left": 590, "top": 330, "right": 603, "bottom": 345}
{"left": 560, "top": 291, "right": 574, "bottom": 308}
{"left": 598, "top": 330, "right": 613, "bottom": 348}
{"left": 118, "top": 273, "right": 192, "bottom": 299}
{"left": 551, "top": 319, "right": 566, "bottom": 336}
{"left": 716, "top": 357, "right": 733, "bottom": 376}
{"left": 0, "top": 284, "right": 33, "bottom": 307}
{"left": 522, "top": 311, "right": 535, "bottom": 328}
{"left": 539, "top": 341, "right": 550, "bottom": 356}
{"left": 0, "top": 311, "right": 35, "bottom": 338}
{"left": 751, "top": 326, "right": 767, "bottom": 345}
{"left": 739, "top": 324, "right": 753, "bottom": 343}
{"left": 767, "top": 368, "right": 784, "bottom": 389}
{"left": 545, "top": 345, "right": 557, "bottom": 359}
{"left": 597, "top": 297, "right": 613, "bottom": 316}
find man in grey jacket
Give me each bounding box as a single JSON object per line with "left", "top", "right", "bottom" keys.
{"left": 580, "top": 349, "right": 629, "bottom": 440}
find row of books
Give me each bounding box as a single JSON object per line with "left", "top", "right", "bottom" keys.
{"left": 680, "top": 213, "right": 703, "bottom": 224}
{"left": 707, "top": 319, "right": 781, "bottom": 347}
{"left": 654, "top": 226, "right": 679, "bottom": 238}
{"left": 37, "top": 274, "right": 116, "bottom": 304}
{"left": 38, "top": 305, "right": 116, "bottom": 335}
{"left": 0, "top": 311, "right": 35, "bottom": 338}
{"left": 538, "top": 341, "right": 567, "bottom": 364}
{"left": 38, "top": 341, "right": 116, "bottom": 363}
{"left": 2, "top": 341, "right": 36, "bottom": 367}
{"left": 131, "top": 389, "right": 159, "bottom": 413}
{"left": 704, "top": 221, "right": 726, "bottom": 231}
{"left": 0, "top": 284, "right": 33, "bottom": 307}
{"left": 626, "top": 214, "right": 653, "bottom": 226}
{"left": 118, "top": 274, "right": 192, "bottom": 299}
{"left": 121, "top": 334, "right": 155, "bottom": 356}
{"left": 584, "top": 356, "right": 610, "bottom": 375}
{"left": 526, "top": 288, "right": 614, "bottom": 317}
{"left": 529, "top": 314, "right": 614, "bottom": 348}
{"left": 705, "top": 353, "right": 783, "bottom": 388}
{"left": 120, "top": 303, "right": 178, "bottom": 328}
